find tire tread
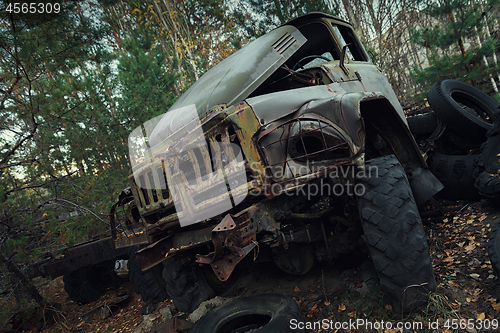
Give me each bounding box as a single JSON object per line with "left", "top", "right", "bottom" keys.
{"left": 357, "top": 155, "right": 436, "bottom": 313}
{"left": 128, "top": 246, "right": 168, "bottom": 303}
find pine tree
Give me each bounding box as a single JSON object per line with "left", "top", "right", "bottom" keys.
{"left": 410, "top": 0, "right": 500, "bottom": 99}
{"left": 116, "top": 8, "right": 179, "bottom": 126}
{"left": 0, "top": 0, "right": 124, "bottom": 317}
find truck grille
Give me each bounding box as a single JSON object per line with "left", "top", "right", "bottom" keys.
{"left": 130, "top": 124, "right": 249, "bottom": 222}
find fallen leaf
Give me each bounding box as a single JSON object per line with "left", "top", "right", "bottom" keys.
{"left": 477, "top": 313, "right": 485, "bottom": 320}
{"left": 347, "top": 311, "right": 355, "bottom": 318}
{"left": 324, "top": 301, "right": 330, "bottom": 306}
{"left": 443, "top": 256, "right": 454, "bottom": 262}
{"left": 470, "top": 273, "right": 481, "bottom": 279}
{"left": 492, "top": 303, "right": 500, "bottom": 312}
{"left": 385, "top": 304, "right": 393, "bottom": 311}
{"left": 293, "top": 286, "right": 301, "bottom": 293}
{"left": 310, "top": 304, "right": 318, "bottom": 312}
{"left": 465, "top": 244, "right": 477, "bottom": 251}
{"left": 472, "top": 289, "right": 483, "bottom": 296}
{"left": 338, "top": 303, "right": 346, "bottom": 312}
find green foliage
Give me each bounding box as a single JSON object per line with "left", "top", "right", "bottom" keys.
{"left": 410, "top": 0, "right": 500, "bottom": 97}
{"left": 412, "top": 37, "right": 499, "bottom": 84}
{"left": 116, "top": 18, "right": 178, "bottom": 122}
{"left": 181, "top": 0, "right": 241, "bottom": 61}
{"left": 0, "top": 305, "right": 10, "bottom": 328}
{"left": 0, "top": 0, "right": 130, "bottom": 290}
{"left": 0, "top": 0, "right": 200, "bottom": 297}
{"left": 365, "top": 47, "right": 379, "bottom": 66}
{"left": 6, "top": 237, "right": 28, "bottom": 252}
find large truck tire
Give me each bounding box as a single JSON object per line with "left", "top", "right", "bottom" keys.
{"left": 488, "top": 224, "right": 500, "bottom": 277}
{"left": 406, "top": 112, "right": 439, "bottom": 137}
{"left": 189, "top": 294, "right": 305, "bottom": 333}
{"left": 356, "top": 155, "right": 436, "bottom": 313}
{"left": 427, "top": 152, "right": 481, "bottom": 201}
{"left": 478, "top": 135, "right": 500, "bottom": 174}
{"left": 475, "top": 170, "right": 500, "bottom": 197}
{"left": 63, "top": 261, "right": 120, "bottom": 304}
{"left": 128, "top": 246, "right": 168, "bottom": 303}
{"left": 427, "top": 79, "right": 500, "bottom": 144}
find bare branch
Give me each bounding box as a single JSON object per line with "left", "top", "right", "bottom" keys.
{"left": 54, "top": 198, "right": 105, "bottom": 223}
{"left": 0, "top": 122, "right": 37, "bottom": 167}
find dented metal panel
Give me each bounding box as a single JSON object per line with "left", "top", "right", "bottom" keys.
{"left": 159, "top": 25, "right": 306, "bottom": 118}
{"left": 246, "top": 84, "right": 345, "bottom": 125}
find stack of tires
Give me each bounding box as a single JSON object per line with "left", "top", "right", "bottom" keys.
{"left": 408, "top": 79, "right": 500, "bottom": 202}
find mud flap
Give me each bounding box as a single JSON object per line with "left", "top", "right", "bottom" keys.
{"left": 407, "top": 166, "right": 444, "bottom": 206}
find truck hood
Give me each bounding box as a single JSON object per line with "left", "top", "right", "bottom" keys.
{"left": 149, "top": 25, "right": 306, "bottom": 146}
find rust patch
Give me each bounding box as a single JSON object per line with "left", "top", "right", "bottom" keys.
{"left": 196, "top": 211, "right": 257, "bottom": 281}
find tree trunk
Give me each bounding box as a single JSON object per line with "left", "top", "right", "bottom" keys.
{"left": 447, "top": 9, "right": 475, "bottom": 84}
{"left": 160, "top": 0, "right": 200, "bottom": 80}
{"left": 0, "top": 253, "right": 46, "bottom": 307}
{"left": 341, "top": 0, "right": 359, "bottom": 28}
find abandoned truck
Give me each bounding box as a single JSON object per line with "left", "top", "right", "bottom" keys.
{"left": 39, "top": 13, "right": 443, "bottom": 314}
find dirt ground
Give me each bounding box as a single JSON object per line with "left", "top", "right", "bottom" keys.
{"left": 3, "top": 202, "right": 500, "bottom": 333}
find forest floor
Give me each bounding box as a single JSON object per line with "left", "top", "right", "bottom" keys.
{"left": 3, "top": 201, "right": 500, "bottom": 333}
